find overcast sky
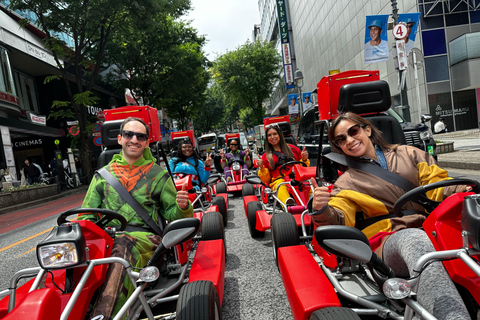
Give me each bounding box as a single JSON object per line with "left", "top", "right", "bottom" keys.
{"left": 184, "top": 0, "right": 261, "bottom": 60}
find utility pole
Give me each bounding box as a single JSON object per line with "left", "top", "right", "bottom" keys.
{"left": 391, "top": 0, "right": 411, "bottom": 122}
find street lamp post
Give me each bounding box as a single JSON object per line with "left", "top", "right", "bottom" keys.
{"left": 294, "top": 69, "right": 304, "bottom": 121}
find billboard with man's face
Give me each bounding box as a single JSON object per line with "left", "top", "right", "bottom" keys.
{"left": 288, "top": 93, "right": 299, "bottom": 123}
{"left": 364, "top": 15, "right": 389, "bottom": 64}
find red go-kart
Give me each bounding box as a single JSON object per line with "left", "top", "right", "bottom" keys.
{"left": 172, "top": 172, "right": 229, "bottom": 227}
{"left": 0, "top": 208, "right": 226, "bottom": 320}
{"left": 273, "top": 179, "right": 480, "bottom": 320}
{"left": 242, "top": 161, "right": 317, "bottom": 240}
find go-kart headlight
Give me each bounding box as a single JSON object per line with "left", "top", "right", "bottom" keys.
{"left": 139, "top": 266, "right": 160, "bottom": 282}
{"left": 383, "top": 278, "right": 411, "bottom": 299}
{"left": 419, "top": 128, "right": 433, "bottom": 141}
{"left": 232, "top": 163, "right": 241, "bottom": 171}
{"left": 36, "top": 223, "right": 86, "bottom": 270}
{"left": 38, "top": 242, "right": 79, "bottom": 269}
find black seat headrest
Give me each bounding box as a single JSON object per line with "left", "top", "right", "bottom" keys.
{"left": 101, "top": 120, "right": 122, "bottom": 148}
{"left": 338, "top": 80, "right": 391, "bottom": 114}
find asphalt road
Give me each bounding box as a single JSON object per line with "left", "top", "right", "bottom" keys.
{"left": 1, "top": 167, "right": 479, "bottom": 319}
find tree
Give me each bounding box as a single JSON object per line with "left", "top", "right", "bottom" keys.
{"left": 103, "top": 14, "right": 209, "bottom": 130}
{"left": 212, "top": 40, "right": 282, "bottom": 126}
{"left": 8, "top": 0, "right": 190, "bottom": 181}
{"left": 191, "top": 85, "right": 225, "bottom": 135}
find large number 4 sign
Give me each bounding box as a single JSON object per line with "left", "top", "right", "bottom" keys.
{"left": 393, "top": 23, "right": 408, "bottom": 40}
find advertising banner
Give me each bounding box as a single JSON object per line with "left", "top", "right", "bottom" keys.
{"left": 288, "top": 93, "right": 299, "bottom": 123}
{"left": 276, "top": 0, "right": 295, "bottom": 89}
{"left": 364, "top": 15, "right": 389, "bottom": 64}
{"left": 397, "top": 13, "right": 421, "bottom": 55}
{"left": 302, "top": 92, "right": 313, "bottom": 112}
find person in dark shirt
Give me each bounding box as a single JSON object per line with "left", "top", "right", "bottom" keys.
{"left": 23, "top": 159, "right": 40, "bottom": 185}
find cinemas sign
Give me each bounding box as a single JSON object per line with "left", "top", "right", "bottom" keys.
{"left": 12, "top": 138, "right": 43, "bottom": 150}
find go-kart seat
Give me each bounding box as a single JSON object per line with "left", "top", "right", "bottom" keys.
{"left": 338, "top": 80, "right": 406, "bottom": 146}
{"left": 97, "top": 120, "right": 123, "bottom": 169}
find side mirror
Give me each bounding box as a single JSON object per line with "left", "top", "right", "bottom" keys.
{"left": 245, "top": 175, "right": 268, "bottom": 188}
{"left": 162, "top": 218, "right": 200, "bottom": 249}
{"left": 207, "top": 173, "right": 221, "bottom": 185}
{"left": 421, "top": 114, "right": 432, "bottom": 123}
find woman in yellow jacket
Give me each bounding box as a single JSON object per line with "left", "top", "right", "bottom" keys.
{"left": 257, "top": 124, "right": 309, "bottom": 205}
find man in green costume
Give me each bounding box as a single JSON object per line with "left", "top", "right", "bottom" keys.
{"left": 78, "top": 117, "right": 193, "bottom": 319}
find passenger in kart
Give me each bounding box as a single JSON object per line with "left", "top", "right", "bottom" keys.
{"left": 168, "top": 138, "right": 212, "bottom": 190}
{"left": 78, "top": 117, "right": 194, "bottom": 319}
{"left": 219, "top": 138, "right": 251, "bottom": 182}
{"left": 310, "top": 112, "right": 472, "bottom": 320}
{"left": 258, "top": 123, "right": 310, "bottom": 205}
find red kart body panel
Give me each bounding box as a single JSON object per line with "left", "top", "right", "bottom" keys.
{"left": 227, "top": 183, "right": 244, "bottom": 192}
{"left": 0, "top": 221, "right": 113, "bottom": 320}
{"left": 243, "top": 195, "right": 259, "bottom": 217}
{"left": 104, "top": 106, "right": 161, "bottom": 143}
{"left": 175, "top": 240, "right": 194, "bottom": 265}
{"left": 255, "top": 210, "right": 272, "bottom": 231}
{"left": 215, "top": 193, "right": 229, "bottom": 209}
{"left": 317, "top": 70, "right": 380, "bottom": 121}
{"left": 278, "top": 245, "right": 341, "bottom": 320}
{"left": 189, "top": 239, "right": 225, "bottom": 305}
{"left": 310, "top": 234, "right": 338, "bottom": 269}
{"left": 423, "top": 192, "right": 480, "bottom": 305}
{"left": 0, "top": 288, "right": 61, "bottom": 320}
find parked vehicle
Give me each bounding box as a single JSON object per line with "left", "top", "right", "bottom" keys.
{"left": 254, "top": 125, "right": 265, "bottom": 153}
{"left": 198, "top": 132, "right": 217, "bottom": 159}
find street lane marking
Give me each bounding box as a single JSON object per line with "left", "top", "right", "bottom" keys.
{"left": 0, "top": 216, "right": 79, "bottom": 255}
{"left": 0, "top": 228, "right": 52, "bottom": 253}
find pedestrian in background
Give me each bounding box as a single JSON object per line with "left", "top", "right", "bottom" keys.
{"left": 23, "top": 159, "right": 40, "bottom": 185}
{"left": 75, "top": 156, "right": 82, "bottom": 184}
{"left": 434, "top": 117, "right": 447, "bottom": 134}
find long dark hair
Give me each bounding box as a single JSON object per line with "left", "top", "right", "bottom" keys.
{"left": 264, "top": 125, "right": 294, "bottom": 168}
{"left": 174, "top": 139, "right": 200, "bottom": 167}
{"left": 328, "top": 112, "right": 395, "bottom": 154}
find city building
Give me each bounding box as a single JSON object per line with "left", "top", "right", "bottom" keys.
{"left": 0, "top": 2, "right": 118, "bottom": 181}
{"left": 258, "top": 0, "right": 480, "bottom": 132}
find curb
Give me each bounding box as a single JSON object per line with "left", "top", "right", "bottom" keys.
{"left": 438, "top": 161, "right": 480, "bottom": 171}
{"left": 0, "top": 185, "right": 88, "bottom": 215}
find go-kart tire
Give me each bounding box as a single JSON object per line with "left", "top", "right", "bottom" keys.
{"left": 309, "top": 307, "right": 361, "bottom": 320}
{"left": 247, "top": 201, "right": 264, "bottom": 238}
{"left": 271, "top": 212, "right": 299, "bottom": 268}
{"left": 212, "top": 196, "right": 228, "bottom": 226}
{"left": 176, "top": 280, "right": 222, "bottom": 320}
{"left": 216, "top": 182, "right": 227, "bottom": 194}
{"left": 242, "top": 183, "right": 255, "bottom": 197}
{"left": 201, "top": 211, "right": 225, "bottom": 242}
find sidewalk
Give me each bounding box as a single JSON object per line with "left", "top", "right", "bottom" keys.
{"left": 0, "top": 184, "right": 89, "bottom": 215}
{"left": 435, "top": 128, "right": 480, "bottom": 170}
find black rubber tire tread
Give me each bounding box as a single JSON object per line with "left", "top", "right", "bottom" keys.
{"left": 246, "top": 201, "right": 264, "bottom": 238}
{"left": 309, "top": 307, "right": 361, "bottom": 320}
{"left": 216, "top": 182, "right": 227, "bottom": 194}
{"left": 271, "top": 212, "right": 300, "bottom": 267}
{"left": 242, "top": 183, "right": 255, "bottom": 197}
{"left": 176, "top": 280, "right": 222, "bottom": 320}
{"left": 201, "top": 212, "right": 225, "bottom": 242}
{"left": 211, "top": 196, "right": 228, "bottom": 226}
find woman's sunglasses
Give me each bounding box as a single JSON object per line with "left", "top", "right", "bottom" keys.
{"left": 332, "top": 124, "right": 365, "bottom": 147}
{"left": 121, "top": 130, "right": 148, "bottom": 142}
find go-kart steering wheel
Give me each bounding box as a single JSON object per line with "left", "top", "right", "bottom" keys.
{"left": 278, "top": 161, "right": 307, "bottom": 178}
{"left": 57, "top": 208, "right": 128, "bottom": 231}
{"left": 393, "top": 178, "right": 480, "bottom": 218}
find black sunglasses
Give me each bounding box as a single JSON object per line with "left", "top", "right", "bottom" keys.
{"left": 333, "top": 124, "right": 365, "bottom": 147}
{"left": 121, "top": 130, "right": 148, "bottom": 142}
{"left": 230, "top": 143, "right": 238, "bottom": 146}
